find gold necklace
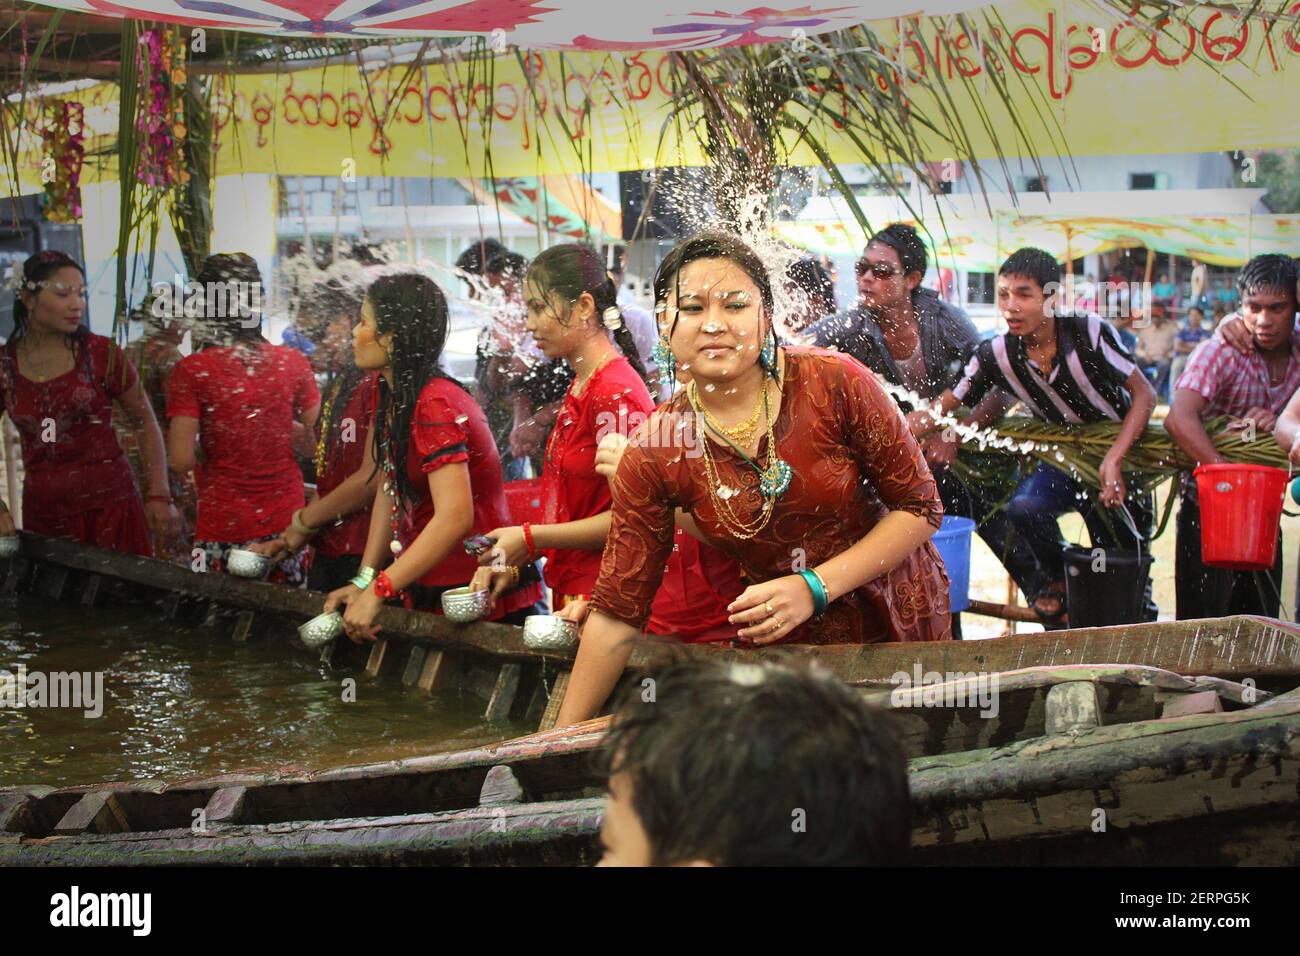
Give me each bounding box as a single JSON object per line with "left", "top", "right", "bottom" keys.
{"left": 691, "top": 380, "right": 765, "bottom": 448}
{"left": 689, "top": 383, "right": 786, "bottom": 539}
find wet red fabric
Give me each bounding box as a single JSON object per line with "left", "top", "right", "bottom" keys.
{"left": 314, "top": 372, "right": 379, "bottom": 559}
{"left": 167, "top": 342, "right": 319, "bottom": 543}
{"left": 401, "top": 376, "right": 541, "bottom": 618}
{"left": 0, "top": 333, "right": 151, "bottom": 556}
{"left": 647, "top": 527, "right": 744, "bottom": 641}
{"left": 541, "top": 355, "right": 654, "bottom": 597}
{"left": 592, "top": 348, "right": 953, "bottom": 645}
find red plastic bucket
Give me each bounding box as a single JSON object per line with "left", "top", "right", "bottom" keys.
{"left": 504, "top": 478, "right": 545, "bottom": 525}
{"left": 1193, "top": 464, "right": 1288, "bottom": 571}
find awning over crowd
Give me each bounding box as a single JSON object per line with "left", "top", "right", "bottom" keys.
{"left": 778, "top": 189, "right": 1297, "bottom": 269}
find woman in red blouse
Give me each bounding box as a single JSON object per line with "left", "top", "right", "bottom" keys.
{"left": 0, "top": 251, "right": 179, "bottom": 554}
{"left": 166, "top": 254, "right": 320, "bottom": 584}
{"left": 251, "top": 283, "right": 382, "bottom": 592}
{"left": 323, "top": 272, "right": 542, "bottom": 640}
{"left": 469, "top": 243, "right": 738, "bottom": 642}
{"left": 555, "top": 232, "right": 953, "bottom": 726}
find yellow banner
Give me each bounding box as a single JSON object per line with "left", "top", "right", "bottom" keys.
{"left": 10, "top": 0, "right": 1300, "bottom": 192}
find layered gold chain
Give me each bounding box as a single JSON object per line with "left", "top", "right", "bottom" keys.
{"left": 688, "top": 381, "right": 780, "bottom": 539}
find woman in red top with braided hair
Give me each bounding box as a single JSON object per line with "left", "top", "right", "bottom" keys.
{"left": 323, "top": 272, "right": 542, "bottom": 641}
{"left": 0, "top": 250, "right": 179, "bottom": 554}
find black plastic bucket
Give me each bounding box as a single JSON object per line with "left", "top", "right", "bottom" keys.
{"left": 1063, "top": 545, "right": 1153, "bottom": 628}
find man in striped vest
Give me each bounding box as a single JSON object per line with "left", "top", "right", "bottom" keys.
{"left": 907, "top": 247, "right": 1159, "bottom": 629}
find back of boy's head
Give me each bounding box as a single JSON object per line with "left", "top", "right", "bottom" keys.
{"left": 998, "top": 247, "right": 1061, "bottom": 293}
{"left": 600, "top": 660, "right": 910, "bottom": 866}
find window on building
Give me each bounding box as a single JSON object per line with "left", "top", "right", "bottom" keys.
{"left": 1019, "top": 175, "right": 1048, "bottom": 193}
{"left": 1129, "top": 172, "right": 1167, "bottom": 190}
{"left": 966, "top": 271, "right": 995, "bottom": 305}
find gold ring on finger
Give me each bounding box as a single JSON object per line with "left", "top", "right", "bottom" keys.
{"left": 771, "top": 617, "right": 783, "bottom": 631}
{"left": 764, "top": 601, "right": 774, "bottom": 616}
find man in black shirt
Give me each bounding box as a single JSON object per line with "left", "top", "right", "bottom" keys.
{"left": 911, "top": 248, "right": 1159, "bottom": 627}
{"left": 807, "top": 224, "right": 1036, "bottom": 635}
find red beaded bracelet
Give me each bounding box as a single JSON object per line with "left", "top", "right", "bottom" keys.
{"left": 521, "top": 522, "right": 536, "bottom": 558}
{"left": 373, "top": 571, "right": 397, "bottom": 600}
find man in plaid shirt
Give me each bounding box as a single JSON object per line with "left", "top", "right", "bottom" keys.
{"left": 1164, "top": 254, "right": 1300, "bottom": 619}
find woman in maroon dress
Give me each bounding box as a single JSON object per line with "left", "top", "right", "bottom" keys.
{"left": 323, "top": 272, "right": 542, "bottom": 640}
{"left": 555, "top": 233, "right": 952, "bottom": 726}
{"left": 0, "top": 251, "right": 179, "bottom": 553}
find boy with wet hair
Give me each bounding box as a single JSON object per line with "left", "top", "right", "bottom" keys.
{"left": 911, "top": 247, "right": 1159, "bottom": 628}
{"left": 596, "top": 660, "right": 910, "bottom": 867}
{"left": 1169, "top": 253, "right": 1300, "bottom": 619}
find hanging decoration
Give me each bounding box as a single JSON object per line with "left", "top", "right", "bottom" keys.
{"left": 136, "top": 26, "right": 189, "bottom": 190}
{"left": 40, "top": 100, "right": 85, "bottom": 223}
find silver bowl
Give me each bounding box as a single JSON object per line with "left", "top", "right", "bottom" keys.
{"left": 298, "top": 611, "right": 344, "bottom": 649}
{"left": 0, "top": 535, "right": 18, "bottom": 558}
{"left": 441, "top": 586, "right": 491, "bottom": 623}
{"left": 226, "top": 547, "right": 274, "bottom": 579}
{"left": 522, "top": 615, "right": 579, "bottom": 653}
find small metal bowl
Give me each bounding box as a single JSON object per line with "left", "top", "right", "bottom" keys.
{"left": 441, "top": 586, "right": 491, "bottom": 623}
{"left": 522, "top": 615, "right": 579, "bottom": 653}
{"left": 0, "top": 535, "right": 19, "bottom": 558}
{"left": 298, "top": 611, "right": 344, "bottom": 649}
{"left": 226, "top": 547, "right": 273, "bottom": 579}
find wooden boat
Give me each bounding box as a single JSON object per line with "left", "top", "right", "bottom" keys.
{"left": 7, "top": 532, "right": 1300, "bottom": 737}
{"left": 2, "top": 664, "right": 1296, "bottom": 866}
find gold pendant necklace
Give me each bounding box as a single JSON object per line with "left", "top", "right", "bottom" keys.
{"left": 691, "top": 380, "right": 765, "bottom": 448}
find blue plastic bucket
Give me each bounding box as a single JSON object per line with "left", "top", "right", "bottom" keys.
{"left": 932, "top": 515, "right": 975, "bottom": 613}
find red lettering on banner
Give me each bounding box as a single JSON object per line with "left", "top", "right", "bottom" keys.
{"left": 342, "top": 92, "right": 363, "bottom": 129}
{"left": 1288, "top": 1, "right": 1300, "bottom": 53}
{"left": 251, "top": 93, "right": 273, "bottom": 147}
{"left": 624, "top": 54, "right": 653, "bottom": 100}
{"left": 401, "top": 84, "right": 423, "bottom": 124}
{"left": 1202, "top": 12, "right": 1249, "bottom": 62}
{"left": 493, "top": 82, "right": 520, "bottom": 121}
{"left": 320, "top": 92, "right": 339, "bottom": 128}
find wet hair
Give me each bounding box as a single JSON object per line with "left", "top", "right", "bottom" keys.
{"left": 455, "top": 238, "right": 506, "bottom": 277}
{"left": 785, "top": 257, "right": 836, "bottom": 316}
{"left": 1237, "top": 254, "right": 1299, "bottom": 308}
{"left": 653, "top": 231, "right": 777, "bottom": 348}
{"left": 599, "top": 660, "right": 911, "bottom": 866}
{"left": 485, "top": 250, "right": 528, "bottom": 280}
{"left": 527, "top": 243, "right": 647, "bottom": 386}
{"left": 367, "top": 272, "right": 465, "bottom": 504}
{"left": 5, "top": 250, "right": 96, "bottom": 388}
{"left": 998, "top": 247, "right": 1061, "bottom": 293}
{"left": 868, "top": 222, "right": 927, "bottom": 278}
{"left": 195, "top": 253, "right": 265, "bottom": 345}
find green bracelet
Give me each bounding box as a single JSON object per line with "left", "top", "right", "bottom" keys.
{"left": 350, "top": 566, "right": 377, "bottom": 590}
{"left": 798, "top": 569, "right": 829, "bottom": 617}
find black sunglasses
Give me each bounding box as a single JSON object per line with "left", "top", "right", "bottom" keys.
{"left": 855, "top": 259, "right": 903, "bottom": 279}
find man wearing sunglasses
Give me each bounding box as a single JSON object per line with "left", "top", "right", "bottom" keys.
{"left": 805, "top": 224, "right": 1034, "bottom": 637}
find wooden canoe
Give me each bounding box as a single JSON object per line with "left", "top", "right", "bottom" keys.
{"left": 7, "top": 531, "right": 1300, "bottom": 736}
{"left": 2, "top": 666, "right": 1295, "bottom": 866}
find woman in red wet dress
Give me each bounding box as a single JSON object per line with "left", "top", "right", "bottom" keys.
{"left": 250, "top": 281, "right": 381, "bottom": 592}
{"left": 555, "top": 233, "right": 952, "bottom": 726}
{"left": 0, "top": 251, "right": 179, "bottom": 554}
{"left": 469, "top": 243, "right": 740, "bottom": 642}
{"left": 166, "top": 254, "right": 321, "bottom": 584}
{"left": 323, "top": 272, "right": 542, "bottom": 641}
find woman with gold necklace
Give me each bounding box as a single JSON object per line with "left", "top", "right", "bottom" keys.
{"left": 555, "top": 232, "right": 952, "bottom": 727}
{"left": 471, "top": 243, "right": 738, "bottom": 642}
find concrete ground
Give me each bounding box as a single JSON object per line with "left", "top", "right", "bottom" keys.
{"left": 959, "top": 479, "right": 1299, "bottom": 640}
